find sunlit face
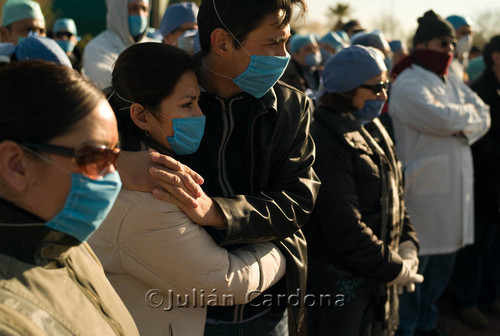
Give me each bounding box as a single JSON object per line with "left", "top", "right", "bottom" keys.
{"left": 128, "top": 1, "right": 149, "bottom": 17}
{"left": 419, "top": 36, "right": 455, "bottom": 55}
{"left": 53, "top": 30, "right": 78, "bottom": 45}
{"left": 292, "top": 41, "right": 320, "bottom": 67}
{"left": 144, "top": 71, "right": 202, "bottom": 150}
{"left": 352, "top": 71, "right": 388, "bottom": 110}
{"left": 229, "top": 11, "right": 290, "bottom": 78}
{"left": 163, "top": 22, "right": 198, "bottom": 46}
{"left": 25, "top": 100, "right": 119, "bottom": 220}
{"left": 0, "top": 18, "right": 45, "bottom": 45}
{"left": 456, "top": 24, "right": 472, "bottom": 40}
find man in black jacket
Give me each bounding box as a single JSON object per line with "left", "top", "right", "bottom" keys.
{"left": 451, "top": 34, "right": 500, "bottom": 329}
{"left": 117, "top": 0, "right": 319, "bottom": 335}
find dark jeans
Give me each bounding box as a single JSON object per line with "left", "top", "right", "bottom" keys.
{"left": 452, "top": 218, "right": 499, "bottom": 308}
{"left": 396, "top": 252, "right": 457, "bottom": 336}
{"left": 307, "top": 261, "right": 380, "bottom": 336}
{"left": 204, "top": 309, "right": 288, "bottom": 336}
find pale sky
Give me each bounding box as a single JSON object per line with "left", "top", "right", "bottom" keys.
{"left": 302, "top": 0, "right": 500, "bottom": 39}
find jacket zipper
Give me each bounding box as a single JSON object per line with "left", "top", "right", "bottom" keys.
{"left": 215, "top": 96, "right": 243, "bottom": 197}
{"left": 249, "top": 108, "right": 268, "bottom": 195}
{"left": 65, "top": 257, "right": 124, "bottom": 335}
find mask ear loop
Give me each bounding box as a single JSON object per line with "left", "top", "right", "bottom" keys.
{"left": 109, "top": 89, "right": 137, "bottom": 111}
{"left": 146, "top": 111, "right": 170, "bottom": 138}
{"left": 212, "top": 0, "right": 251, "bottom": 57}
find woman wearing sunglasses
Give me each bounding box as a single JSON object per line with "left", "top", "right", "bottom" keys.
{"left": 0, "top": 61, "right": 139, "bottom": 335}
{"left": 88, "top": 43, "right": 285, "bottom": 336}
{"left": 303, "top": 45, "right": 421, "bottom": 336}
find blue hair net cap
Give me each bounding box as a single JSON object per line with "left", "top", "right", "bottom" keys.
{"left": 388, "top": 40, "right": 406, "bottom": 53}
{"left": 53, "top": 18, "right": 80, "bottom": 42}
{"left": 319, "top": 32, "right": 347, "bottom": 51}
{"left": 446, "top": 15, "right": 473, "bottom": 31}
{"left": 14, "top": 35, "right": 72, "bottom": 67}
{"left": 160, "top": 2, "right": 198, "bottom": 37}
{"left": 322, "top": 45, "right": 387, "bottom": 93}
{"left": 289, "top": 34, "right": 316, "bottom": 54}
{"left": 1, "top": 0, "right": 45, "bottom": 27}
{"left": 351, "top": 30, "right": 389, "bottom": 54}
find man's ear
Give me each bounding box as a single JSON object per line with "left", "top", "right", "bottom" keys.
{"left": 130, "top": 102, "right": 152, "bottom": 132}
{"left": 210, "top": 28, "right": 234, "bottom": 57}
{"left": 0, "top": 141, "right": 30, "bottom": 192}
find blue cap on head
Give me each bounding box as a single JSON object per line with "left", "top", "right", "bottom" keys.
{"left": 289, "top": 34, "right": 316, "bottom": 54}
{"left": 14, "top": 35, "right": 72, "bottom": 67}
{"left": 388, "top": 40, "right": 406, "bottom": 53}
{"left": 159, "top": 2, "right": 198, "bottom": 37}
{"left": 319, "top": 32, "right": 347, "bottom": 51}
{"left": 322, "top": 45, "right": 386, "bottom": 93}
{"left": 1, "top": 0, "right": 45, "bottom": 27}
{"left": 53, "top": 18, "right": 80, "bottom": 42}
{"left": 446, "top": 15, "right": 473, "bottom": 31}
{"left": 350, "top": 30, "right": 389, "bottom": 54}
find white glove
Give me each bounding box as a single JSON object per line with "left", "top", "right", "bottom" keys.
{"left": 399, "top": 240, "right": 419, "bottom": 272}
{"left": 388, "top": 259, "right": 424, "bottom": 294}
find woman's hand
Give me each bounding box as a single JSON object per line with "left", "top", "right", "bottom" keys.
{"left": 152, "top": 185, "right": 226, "bottom": 228}
{"left": 116, "top": 150, "right": 204, "bottom": 208}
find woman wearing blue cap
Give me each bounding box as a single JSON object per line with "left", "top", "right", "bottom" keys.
{"left": 304, "top": 45, "right": 421, "bottom": 336}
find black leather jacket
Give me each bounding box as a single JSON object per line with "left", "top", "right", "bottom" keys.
{"left": 182, "top": 81, "right": 320, "bottom": 335}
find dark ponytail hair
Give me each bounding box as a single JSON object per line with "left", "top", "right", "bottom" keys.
{"left": 319, "top": 89, "right": 357, "bottom": 114}
{"left": 483, "top": 35, "right": 500, "bottom": 69}
{"left": 110, "top": 43, "right": 196, "bottom": 151}
{"left": 0, "top": 61, "right": 104, "bottom": 143}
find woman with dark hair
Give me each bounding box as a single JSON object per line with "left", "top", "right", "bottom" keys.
{"left": 0, "top": 61, "right": 138, "bottom": 335}
{"left": 88, "top": 43, "right": 286, "bottom": 336}
{"left": 304, "top": 45, "right": 421, "bottom": 336}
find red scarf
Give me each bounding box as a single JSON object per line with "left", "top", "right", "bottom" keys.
{"left": 391, "top": 49, "right": 453, "bottom": 79}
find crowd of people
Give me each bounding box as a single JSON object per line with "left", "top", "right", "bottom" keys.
{"left": 0, "top": 0, "right": 499, "bottom": 336}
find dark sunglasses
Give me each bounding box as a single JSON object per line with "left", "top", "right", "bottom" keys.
{"left": 439, "top": 39, "right": 457, "bottom": 48}
{"left": 21, "top": 142, "right": 120, "bottom": 179}
{"left": 359, "top": 80, "right": 390, "bottom": 96}
{"left": 54, "top": 31, "right": 74, "bottom": 39}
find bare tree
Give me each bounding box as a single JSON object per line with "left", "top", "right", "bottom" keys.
{"left": 371, "top": 11, "right": 406, "bottom": 41}
{"left": 472, "top": 9, "right": 500, "bottom": 48}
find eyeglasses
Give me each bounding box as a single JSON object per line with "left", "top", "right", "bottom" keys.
{"left": 359, "top": 80, "right": 390, "bottom": 96}
{"left": 54, "top": 31, "right": 73, "bottom": 39}
{"left": 21, "top": 142, "right": 120, "bottom": 179}
{"left": 439, "top": 39, "right": 457, "bottom": 49}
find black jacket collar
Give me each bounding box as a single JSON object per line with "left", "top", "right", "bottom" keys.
{"left": 0, "top": 198, "right": 78, "bottom": 264}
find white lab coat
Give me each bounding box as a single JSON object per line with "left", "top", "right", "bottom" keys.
{"left": 388, "top": 64, "right": 490, "bottom": 256}
{"left": 82, "top": 0, "right": 157, "bottom": 89}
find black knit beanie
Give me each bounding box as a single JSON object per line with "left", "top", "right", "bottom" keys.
{"left": 413, "top": 10, "right": 455, "bottom": 46}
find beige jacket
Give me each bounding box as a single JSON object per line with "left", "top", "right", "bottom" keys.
{"left": 0, "top": 232, "right": 139, "bottom": 336}
{"left": 89, "top": 189, "right": 286, "bottom": 336}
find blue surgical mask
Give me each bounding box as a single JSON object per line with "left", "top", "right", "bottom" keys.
{"left": 352, "top": 99, "right": 385, "bottom": 125}
{"left": 232, "top": 54, "right": 290, "bottom": 98}
{"left": 305, "top": 52, "right": 322, "bottom": 68}
{"left": 56, "top": 40, "right": 75, "bottom": 54}
{"left": 177, "top": 29, "right": 198, "bottom": 54}
{"left": 46, "top": 172, "right": 122, "bottom": 242}
{"left": 211, "top": 0, "right": 290, "bottom": 98}
{"left": 147, "top": 111, "right": 206, "bottom": 155}
{"left": 320, "top": 48, "right": 332, "bottom": 64}
{"left": 128, "top": 15, "right": 148, "bottom": 37}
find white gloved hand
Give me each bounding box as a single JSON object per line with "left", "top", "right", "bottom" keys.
{"left": 399, "top": 240, "right": 419, "bottom": 272}
{"left": 387, "top": 259, "right": 424, "bottom": 294}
